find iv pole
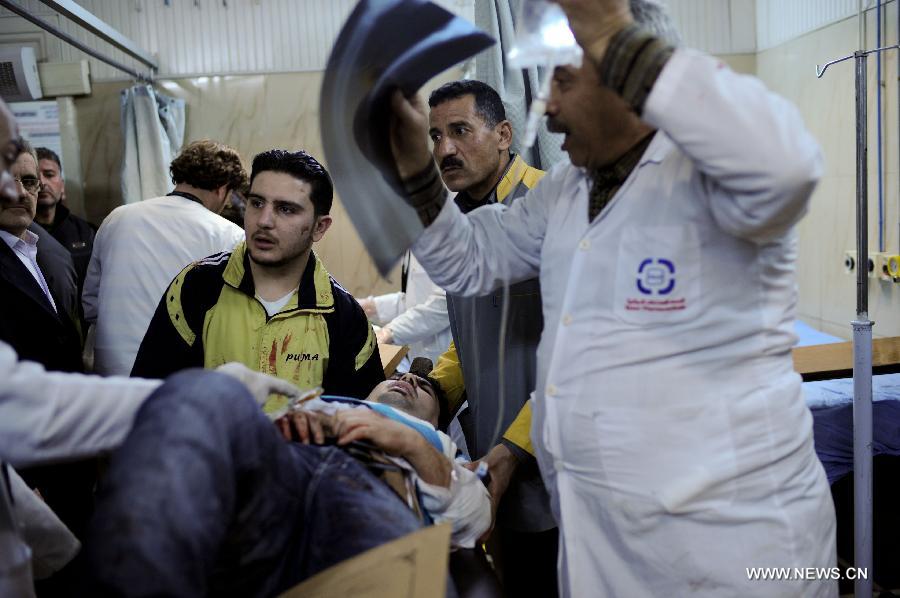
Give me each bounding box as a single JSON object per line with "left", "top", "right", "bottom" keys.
{"left": 816, "top": 42, "right": 900, "bottom": 598}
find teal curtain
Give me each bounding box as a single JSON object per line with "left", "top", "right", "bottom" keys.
{"left": 474, "top": 0, "right": 565, "bottom": 170}
{"left": 120, "top": 85, "right": 186, "bottom": 204}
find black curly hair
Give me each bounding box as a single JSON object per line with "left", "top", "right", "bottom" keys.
{"left": 428, "top": 80, "right": 506, "bottom": 128}
{"left": 249, "top": 149, "right": 333, "bottom": 216}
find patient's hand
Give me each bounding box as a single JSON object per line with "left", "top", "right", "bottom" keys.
{"left": 335, "top": 408, "right": 451, "bottom": 487}
{"left": 333, "top": 408, "right": 418, "bottom": 457}
{"left": 278, "top": 410, "right": 335, "bottom": 444}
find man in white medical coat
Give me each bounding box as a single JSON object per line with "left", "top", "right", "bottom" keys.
{"left": 388, "top": 0, "right": 836, "bottom": 595}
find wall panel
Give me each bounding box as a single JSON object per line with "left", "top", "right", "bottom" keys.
{"left": 3, "top": 0, "right": 898, "bottom": 79}
{"left": 756, "top": 0, "right": 862, "bottom": 51}
{"left": 0, "top": 0, "right": 473, "bottom": 81}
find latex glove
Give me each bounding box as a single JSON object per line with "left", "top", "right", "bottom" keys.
{"left": 376, "top": 326, "right": 394, "bottom": 345}
{"left": 215, "top": 362, "right": 302, "bottom": 406}
{"left": 357, "top": 296, "right": 378, "bottom": 319}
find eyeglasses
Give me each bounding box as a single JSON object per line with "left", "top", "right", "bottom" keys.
{"left": 14, "top": 175, "right": 40, "bottom": 193}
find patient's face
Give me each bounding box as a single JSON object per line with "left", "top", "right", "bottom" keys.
{"left": 368, "top": 372, "right": 439, "bottom": 427}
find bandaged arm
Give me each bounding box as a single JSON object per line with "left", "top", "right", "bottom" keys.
{"left": 8, "top": 467, "right": 80, "bottom": 579}
{"left": 416, "top": 435, "right": 491, "bottom": 549}
{"left": 317, "top": 398, "right": 491, "bottom": 547}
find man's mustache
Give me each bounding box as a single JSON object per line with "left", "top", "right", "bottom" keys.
{"left": 0, "top": 195, "right": 33, "bottom": 207}
{"left": 546, "top": 117, "right": 569, "bottom": 135}
{"left": 440, "top": 157, "right": 464, "bottom": 170}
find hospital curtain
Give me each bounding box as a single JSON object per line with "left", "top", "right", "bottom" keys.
{"left": 473, "top": 0, "right": 565, "bottom": 170}
{"left": 120, "top": 85, "right": 186, "bottom": 204}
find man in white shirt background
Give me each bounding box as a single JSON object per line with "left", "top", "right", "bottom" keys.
{"left": 83, "top": 139, "right": 247, "bottom": 376}
{"left": 358, "top": 251, "right": 452, "bottom": 366}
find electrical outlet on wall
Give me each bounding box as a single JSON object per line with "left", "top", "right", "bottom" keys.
{"left": 874, "top": 253, "right": 893, "bottom": 282}
{"left": 867, "top": 253, "right": 880, "bottom": 280}
{"left": 885, "top": 254, "right": 900, "bottom": 283}
{"left": 844, "top": 250, "right": 857, "bottom": 275}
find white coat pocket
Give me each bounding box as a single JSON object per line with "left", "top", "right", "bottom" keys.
{"left": 613, "top": 225, "right": 701, "bottom": 326}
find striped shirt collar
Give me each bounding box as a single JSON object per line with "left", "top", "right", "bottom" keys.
{"left": 589, "top": 132, "right": 656, "bottom": 191}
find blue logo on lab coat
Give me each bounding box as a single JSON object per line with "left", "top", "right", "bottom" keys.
{"left": 636, "top": 258, "right": 675, "bottom": 295}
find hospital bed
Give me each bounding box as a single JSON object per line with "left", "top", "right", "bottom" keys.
{"left": 795, "top": 320, "right": 900, "bottom": 482}
{"left": 795, "top": 321, "right": 900, "bottom": 589}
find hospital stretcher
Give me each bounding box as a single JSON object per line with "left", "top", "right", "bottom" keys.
{"left": 794, "top": 321, "right": 900, "bottom": 590}
{"left": 794, "top": 321, "right": 900, "bottom": 481}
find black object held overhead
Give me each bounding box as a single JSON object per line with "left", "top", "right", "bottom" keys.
{"left": 320, "top": 0, "right": 494, "bottom": 276}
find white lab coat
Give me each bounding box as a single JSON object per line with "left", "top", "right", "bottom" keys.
{"left": 0, "top": 340, "right": 160, "bottom": 592}
{"left": 8, "top": 467, "right": 80, "bottom": 580}
{"left": 412, "top": 49, "right": 836, "bottom": 597}
{"left": 371, "top": 254, "right": 452, "bottom": 364}
{"left": 83, "top": 195, "right": 244, "bottom": 376}
{"left": 0, "top": 342, "right": 160, "bottom": 467}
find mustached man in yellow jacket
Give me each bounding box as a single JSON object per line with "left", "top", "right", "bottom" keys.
{"left": 425, "top": 80, "right": 557, "bottom": 597}
{"left": 132, "top": 150, "right": 383, "bottom": 412}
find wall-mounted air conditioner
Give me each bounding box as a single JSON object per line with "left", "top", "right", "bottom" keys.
{"left": 0, "top": 46, "right": 43, "bottom": 102}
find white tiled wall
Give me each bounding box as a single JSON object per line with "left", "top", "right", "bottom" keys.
{"left": 0, "top": 0, "right": 474, "bottom": 81}
{"left": 756, "top": 4, "right": 900, "bottom": 338}
{"left": 0, "top": 0, "right": 886, "bottom": 80}
{"left": 667, "top": 0, "right": 757, "bottom": 54}
{"left": 756, "top": 0, "right": 860, "bottom": 51}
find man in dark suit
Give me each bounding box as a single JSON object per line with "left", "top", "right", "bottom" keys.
{"left": 30, "top": 219, "right": 80, "bottom": 332}
{"left": 0, "top": 138, "right": 82, "bottom": 373}
{"left": 0, "top": 136, "right": 92, "bottom": 550}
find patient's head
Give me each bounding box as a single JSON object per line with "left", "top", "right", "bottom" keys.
{"left": 367, "top": 358, "right": 441, "bottom": 427}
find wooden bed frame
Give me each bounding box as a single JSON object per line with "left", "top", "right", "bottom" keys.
{"left": 793, "top": 336, "right": 900, "bottom": 381}
{"left": 379, "top": 343, "right": 409, "bottom": 378}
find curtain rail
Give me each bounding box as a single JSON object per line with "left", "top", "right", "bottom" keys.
{"left": 0, "top": 0, "right": 154, "bottom": 83}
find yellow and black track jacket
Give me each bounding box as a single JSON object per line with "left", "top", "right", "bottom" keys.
{"left": 132, "top": 242, "right": 383, "bottom": 404}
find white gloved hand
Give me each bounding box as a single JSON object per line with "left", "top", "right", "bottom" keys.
{"left": 215, "top": 362, "right": 302, "bottom": 406}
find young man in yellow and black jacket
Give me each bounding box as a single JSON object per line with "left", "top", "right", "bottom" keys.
{"left": 132, "top": 150, "right": 383, "bottom": 409}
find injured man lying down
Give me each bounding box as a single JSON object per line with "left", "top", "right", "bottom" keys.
{"left": 84, "top": 358, "right": 489, "bottom": 598}
{"left": 275, "top": 356, "right": 490, "bottom": 545}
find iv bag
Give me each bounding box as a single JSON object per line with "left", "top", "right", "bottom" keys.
{"left": 506, "top": 0, "right": 582, "bottom": 70}
{"left": 506, "top": 1, "right": 582, "bottom": 149}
